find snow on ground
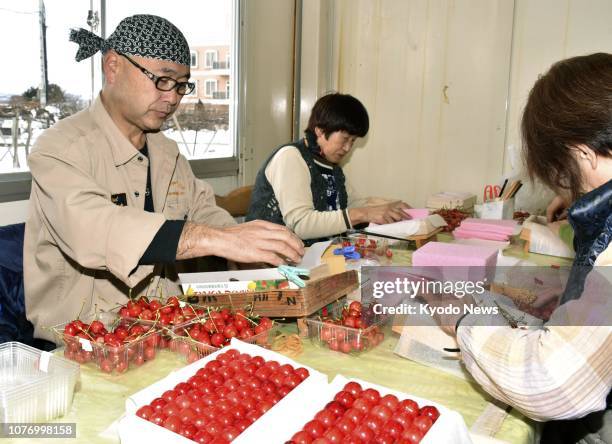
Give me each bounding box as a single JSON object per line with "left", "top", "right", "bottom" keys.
{"left": 0, "top": 126, "right": 233, "bottom": 175}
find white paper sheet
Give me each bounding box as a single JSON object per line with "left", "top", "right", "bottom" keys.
{"left": 297, "top": 240, "right": 331, "bottom": 269}
{"left": 367, "top": 214, "right": 447, "bottom": 238}
{"left": 523, "top": 216, "right": 575, "bottom": 258}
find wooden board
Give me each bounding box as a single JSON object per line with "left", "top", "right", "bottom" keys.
{"left": 406, "top": 227, "right": 444, "bottom": 248}
{"left": 182, "top": 270, "right": 359, "bottom": 318}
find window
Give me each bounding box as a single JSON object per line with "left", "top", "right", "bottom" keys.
{"left": 205, "top": 50, "right": 218, "bottom": 69}
{"left": 107, "top": 1, "right": 237, "bottom": 162}
{"left": 0, "top": 0, "right": 240, "bottom": 201}
{"left": 226, "top": 80, "right": 230, "bottom": 98}
{"left": 0, "top": 0, "right": 100, "bottom": 177}
{"left": 205, "top": 80, "right": 218, "bottom": 97}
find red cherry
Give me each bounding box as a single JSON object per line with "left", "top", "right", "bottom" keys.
{"left": 413, "top": 415, "right": 434, "bottom": 433}
{"left": 419, "top": 405, "right": 440, "bottom": 422}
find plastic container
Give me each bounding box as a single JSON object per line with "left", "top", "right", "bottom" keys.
{"left": 0, "top": 342, "right": 79, "bottom": 422}
{"left": 51, "top": 312, "right": 161, "bottom": 375}
{"left": 305, "top": 300, "right": 389, "bottom": 355}
{"left": 109, "top": 297, "right": 206, "bottom": 351}
{"left": 335, "top": 235, "right": 394, "bottom": 265}
{"left": 168, "top": 322, "right": 280, "bottom": 363}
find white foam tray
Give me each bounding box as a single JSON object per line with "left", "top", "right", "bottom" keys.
{"left": 260, "top": 373, "right": 472, "bottom": 443}
{"left": 119, "top": 339, "right": 328, "bottom": 444}
{"left": 119, "top": 340, "right": 472, "bottom": 443}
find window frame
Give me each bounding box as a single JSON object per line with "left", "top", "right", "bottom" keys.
{"left": 190, "top": 50, "right": 198, "bottom": 69}
{"left": 205, "top": 49, "right": 218, "bottom": 69}
{"left": 0, "top": 0, "right": 241, "bottom": 203}
{"left": 205, "top": 79, "right": 218, "bottom": 97}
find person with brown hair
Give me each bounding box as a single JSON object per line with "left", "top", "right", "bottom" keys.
{"left": 428, "top": 53, "right": 612, "bottom": 443}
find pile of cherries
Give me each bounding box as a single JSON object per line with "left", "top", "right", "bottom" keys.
{"left": 432, "top": 208, "right": 471, "bottom": 232}
{"left": 342, "top": 238, "right": 393, "bottom": 260}
{"left": 170, "top": 308, "right": 275, "bottom": 363}
{"left": 513, "top": 210, "right": 531, "bottom": 224}
{"left": 117, "top": 295, "right": 205, "bottom": 326}
{"left": 62, "top": 317, "right": 159, "bottom": 373}
{"left": 136, "top": 349, "right": 310, "bottom": 442}
{"left": 290, "top": 381, "right": 440, "bottom": 444}
{"left": 317, "top": 301, "right": 385, "bottom": 354}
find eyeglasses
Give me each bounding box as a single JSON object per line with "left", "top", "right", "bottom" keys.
{"left": 118, "top": 52, "right": 195, "bottom": 96}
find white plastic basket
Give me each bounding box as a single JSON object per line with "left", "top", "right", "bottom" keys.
{"left": 0, "top": 342, "right": 79, "bottom": 422}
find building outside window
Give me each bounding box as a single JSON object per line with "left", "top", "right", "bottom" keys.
{"left": 205, "top": 79, "right": 217, "bottom": 98}
{"left": 205, "top": 50, "right": 218, "bottom": 69}
{"left": 0, "top": 0, "right": 238, "bottom": 191}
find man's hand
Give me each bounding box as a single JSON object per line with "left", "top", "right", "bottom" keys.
{"left": 349, "top": 201, "right": 411, "bottom": 225}
{"left": 546, "top": 195, "right": 569, "bottom": 222}
{"left": 176, "top": 220, "right": 304, "bottom": 266}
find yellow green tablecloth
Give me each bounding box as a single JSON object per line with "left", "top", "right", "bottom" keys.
{"left": 6, "top": 328, "right": 536, "bottom": 444}
{"left": 9, "top": 236, "right": 568, "bottom": 444}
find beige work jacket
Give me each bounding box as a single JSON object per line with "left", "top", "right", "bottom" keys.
{"left": 24, "top": 95, "right": 235, "bottom": 341}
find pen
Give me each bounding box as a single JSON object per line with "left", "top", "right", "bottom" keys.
{"left": 499, "top": 178, "right": 509, "bottom": 197}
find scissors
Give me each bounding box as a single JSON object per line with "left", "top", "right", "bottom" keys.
{"left": 333, "top": 245, "right": 361, "bottom": 260}
{"left": 277, "top": 265, "right": 310, "bottom": 288}
{"left": 483, "top": 184, "right": 501, "bottom": 202}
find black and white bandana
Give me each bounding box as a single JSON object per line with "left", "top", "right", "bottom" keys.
{"left": 69, "top": 14, "right": 190, "bottom": 66}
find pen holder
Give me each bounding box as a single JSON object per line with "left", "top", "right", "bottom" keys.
{"left": 477, "top": 197, "right": 515, "bottom": 220}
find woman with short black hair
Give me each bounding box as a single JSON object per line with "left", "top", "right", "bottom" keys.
{"left": 247, "top": 93, "right": 410, "bottom": 245}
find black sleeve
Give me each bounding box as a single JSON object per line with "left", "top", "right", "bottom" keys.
{"left": 139, "top": 220, "right": 186, "bottom": 265}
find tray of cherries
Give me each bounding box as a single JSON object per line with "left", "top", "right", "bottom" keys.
{"left": 286, "top": 375, "right": 471, "bottom": 444}
{"left": 168, "top": 307, "right": 277, "bottom": 363}
{"left": 51, "top": 311, "right": 161, "bottom": 374}
{"left": 305, "top": 300, "right": 388, "bottom": 355}
{"left": 119, "top": 339, "right": 328, "bottom": 444}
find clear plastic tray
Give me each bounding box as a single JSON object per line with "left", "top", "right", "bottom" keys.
{"left": 305, "top": 300, "right": 389, "bottom": 355}
{"left": 0, "top": 342, "right": 79, "bottom": 422}
{"left": 168, "top": 322, "right": 280, "bottom": 363}
{"left": 333, "top": 235, "right": 399, "bottom": 265}
{"left": 51, "top": 312, "right": 161, "bottom": 375}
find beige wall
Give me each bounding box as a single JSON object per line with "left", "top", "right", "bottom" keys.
{"left": 0, "top": 200, "right": 29, "bottom": 225}
{"left": 239, "top": 0, "right": 296, "bottom": 185}
{"left": 299, "top": 0, "right": 612, "bottom": 211}
{"left": 504, "top": 0, "right": 612, "bottom": 174}
{"left": 300, "top": 0, "right": 334, "bottom": 133}
{"left": 324, "top": 0, "right": 513, "bottom": 207}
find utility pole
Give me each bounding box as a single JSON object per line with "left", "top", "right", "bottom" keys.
{"left": 87, "top": 5, "right": 100, "bottom": 101}
{"left": 39, "top": 0, "right": 49, "bottom": 107}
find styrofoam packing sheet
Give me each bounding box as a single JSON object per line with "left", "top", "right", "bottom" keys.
{"left": 252, "top": 374, "right": 472, "bottom": 444}
{"left": 119, "top": 339, "right": 328, "bottom": 444}
{"left": 120, "top": 340, "right": 472, "bottom": 443}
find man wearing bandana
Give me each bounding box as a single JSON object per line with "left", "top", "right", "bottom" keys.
{"left": 23, "top": 15, "right": 303, "bottom": 342}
